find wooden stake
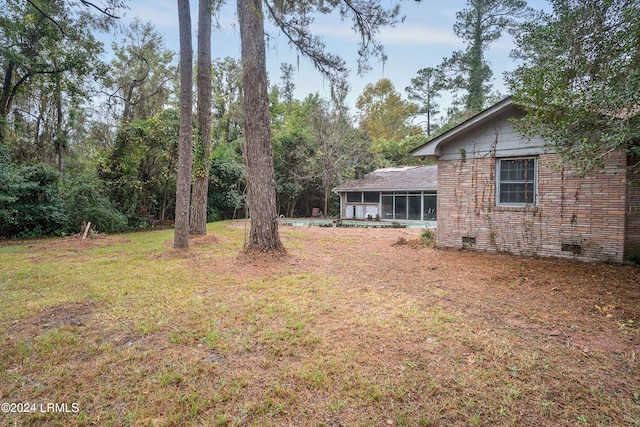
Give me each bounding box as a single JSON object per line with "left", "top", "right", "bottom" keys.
{"left": 82, "top": 222, "right": 91, "bottom": 240}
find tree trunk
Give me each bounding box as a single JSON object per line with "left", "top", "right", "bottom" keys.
{"left": 0, "top": 62, "right": 14, "bottom": 145}
{"left": 237, "top": 0, "right": 285, "bottom": 253}
{"left": 173, "top": 0, "right": 193, "bottom": 249}
{"left": 189, "top": 0, "right": 213, "bottom": 235}
{"left": 466, "top": 12, "right": 485, "bottom": 113}
{"left": 55, "top": 72, "right": 64, "bottom": 172}
{"left": 324, "top": 180, "right": 331, "bottom": 218}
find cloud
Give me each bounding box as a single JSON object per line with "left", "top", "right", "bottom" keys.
{"left": 379, "top": 25, "right": 461, "bottom": 47}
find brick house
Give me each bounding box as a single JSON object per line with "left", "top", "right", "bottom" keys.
{"left": 411, "top": 97, "right": 640, "bottom": 263}
{"left": 333, "top": 166, "right": 437, "bottom": 222}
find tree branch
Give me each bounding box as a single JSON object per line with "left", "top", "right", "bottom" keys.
{"left": 26, "top": 0, "right": 68, "bottom": 36}
{"left": 78, "top": 0, "right": 121, "bottom": 19}
{"left": 264, "top": 1, "right": 347, "bottom": 84}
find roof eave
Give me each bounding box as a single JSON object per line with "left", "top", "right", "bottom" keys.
{"left": 334, "top": 187, "right": 437, "bottom": 193}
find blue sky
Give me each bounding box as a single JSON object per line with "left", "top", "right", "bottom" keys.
{"left": 115, "top": 0, "right": 550, "bottom": 118}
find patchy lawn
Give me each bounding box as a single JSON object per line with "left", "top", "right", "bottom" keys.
{"left": 0, "top": 221, "right": 638, "bottom": 426}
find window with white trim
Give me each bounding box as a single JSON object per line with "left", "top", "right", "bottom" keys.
{"left": 496, "top": 157, "right": 537, "bottom": 205}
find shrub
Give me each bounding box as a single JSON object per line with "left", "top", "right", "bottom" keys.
{"left": 0, "top": 163, "right": 65, "bottom": 238}
{"left": 61, "top": 174, "right": 128, "bottom": 234}
{"left": 420, "top": 228, "right": 435, "bottom": 246}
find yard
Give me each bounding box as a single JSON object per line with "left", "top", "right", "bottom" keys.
{"left": 1, "top": 221, "right": 638, "bottom": 426}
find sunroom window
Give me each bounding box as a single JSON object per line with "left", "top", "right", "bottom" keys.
{"left": 346, "top": 192, "right": 362, "bottom": 203}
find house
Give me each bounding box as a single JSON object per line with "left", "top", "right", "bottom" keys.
{"left": 411, "top": 97, "right": 640, "bottom": 263}
{"left": 333, "top": 166, "right": 437, "bottom": 222}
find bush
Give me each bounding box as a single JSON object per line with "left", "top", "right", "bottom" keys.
{"left": 420, "top": 228, "right": 435, "bottom": 246}
{"left": 0, "top": 163, "right": 66, "bottom": 238}
{"left": 61, "top": 174, "right": 128, "bottom": 234}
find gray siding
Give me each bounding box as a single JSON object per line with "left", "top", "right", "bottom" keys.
{"left": 438, "top": 111, "right": 547, "bottom": 161}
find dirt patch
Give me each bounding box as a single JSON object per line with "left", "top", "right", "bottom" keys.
{"left": 154, "top": 234, "right": 221, "bottom": 260}
{"left": 9, "top": 301, "right": 98, "bottom": 337}
{"left": 11, "top": 235, "right": 131, "bottom": 252}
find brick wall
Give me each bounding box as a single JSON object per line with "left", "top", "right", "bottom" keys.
{"left": 436, "top": 152, "right": 629, "bottom": 262}
{"left": 626, "top": 156, "right": 640, "bottom": 259}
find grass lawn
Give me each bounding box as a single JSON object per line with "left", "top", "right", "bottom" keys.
{"left": 1, "top": 221, "right": 639, "bottom": 426}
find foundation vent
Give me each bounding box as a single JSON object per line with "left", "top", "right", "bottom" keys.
{"left": 462, "top": 236, "right": 476, "bottom": 248}
{"left": 561, "top": 243, "right": 583, "bottom": 255}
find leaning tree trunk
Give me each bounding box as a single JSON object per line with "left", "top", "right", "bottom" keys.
{"left": 173, "top": 0, "right": 193, "bottom": 249}
{"left": 237, "top": 0, "right": 285, "bottom": 253}
{"left": 189, "top": 0, "right": 213, "bottom": 235}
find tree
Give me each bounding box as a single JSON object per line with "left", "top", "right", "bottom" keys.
{"left": 237, "top": 0, "right": 285, "bottom": 253}
{"left": 0, "top": 163, "right": 65, "bottom": 238}
{"left": 405, "top": 67, "right": 445, "bottom": 136}
{"left": 208, "top": 57, "right": 245, "bottom": 221}
{"left": 509, "top": 0, "right": 640, "bottom": 175}
{"left": 271, "top": 86, "right": 309, "bottom": 218}
{"left": 279, "top": 62, "right": 295, "bottom": 110}
{"left": 306, "top": 94, "right": 365, "bottom": 216}
{"left": 441, "top": 0, "right": 533, "bottom": 113}
{"left": 208, "top": 140, "right": 245, "bottom": 221}
{"left": 211, "top": 57, "right": 243, "bottom": 145}
{"left": 356, "top": 78, "right": 421, "bottom": 166}
{"left": 357, "top": 79, "right": 421, "bottom": 142}
{"left": 189, "top": 0, "right": 213, "bottom": 235}
{"left": 174, "top": 0, "right": 193, "bottom": 249}
{"left": 98, "top": 109, "right": 179, "bottom": 226}
{"left": 102, "top": 20, "right": 176, "bottom": 123}
{"left": 237, "top": 0, "right": 406, "bottom": 253}
{"left": 0, "top": 0, "right": 110, "bottom": 165}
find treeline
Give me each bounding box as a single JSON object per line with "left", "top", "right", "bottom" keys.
{"left": 0, "top": 1, "right": 429, "bottom": 238}
{"left": 2, "top": 0, "right": 564, "bottom": 239}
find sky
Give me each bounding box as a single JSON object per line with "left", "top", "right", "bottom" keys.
{"left": 113, "top": 0, "right": 550, "bottom": 120}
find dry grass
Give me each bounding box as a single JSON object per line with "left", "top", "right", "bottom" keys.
{"left": 0, "top": 221, "right": 639, "bottom": 426}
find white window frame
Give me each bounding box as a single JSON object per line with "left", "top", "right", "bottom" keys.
{"left": 496, "top": 157, "right": 538, "bottom": 206}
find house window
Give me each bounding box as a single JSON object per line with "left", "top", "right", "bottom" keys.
{"left": 346, "top": 192, "right": 362, "bottom": 203}
{"left": 497, "top": 158, "right": 537, "bottom": 205}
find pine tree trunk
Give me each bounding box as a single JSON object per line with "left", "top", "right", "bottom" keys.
{"left": 190, "top": 177, "right": 208, "bottom": 232}
{"left": 174, "top": 0, "right": 193, "bottom": 249}
{"left": 189, "top": 0, "right": 213, "bottom": 235}
{"left": 237, "top": 0, "right": 285, "bottom": 253}
{"left": 466, "top": 13, "right": 485, "bottom": 113}
{"left": 55, "top": 72, "right": 64, "bottom": 173}
{"left": 0, "top": 62, "right": 15, "bottom": 145}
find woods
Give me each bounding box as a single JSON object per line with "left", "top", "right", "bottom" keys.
{"left": 1, "top": 0, "right": 637, "bottom": 245}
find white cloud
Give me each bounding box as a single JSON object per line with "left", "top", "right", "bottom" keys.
{"left": 379, "top": 25, "right": 461, "bottom": 47}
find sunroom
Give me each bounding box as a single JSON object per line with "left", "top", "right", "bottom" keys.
{"left": 333, "top": 166, "right": 437, "bottom": 222}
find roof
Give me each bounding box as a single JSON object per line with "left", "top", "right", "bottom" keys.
{"left": 411, "top": 97, "right": 517, "bottom": 160}
{"left": 333, "top": 165, "right": 437, "bottom": 193}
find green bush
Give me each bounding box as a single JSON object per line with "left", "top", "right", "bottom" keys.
{"left": 61, "top": 174, "right": 128, "bottom": 234}
{"left": 420, "top": 228, "right": 435, "bottom": 246}
{"left": 0, "top": 163, "right": 65, "bottom": 238}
